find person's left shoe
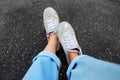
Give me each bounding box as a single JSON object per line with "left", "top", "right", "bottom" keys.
{"left": 57, "top": 21, "right": 82, "bottom": 63}
{"left": 43, "top": 7, "right": 60, "bottom": 50}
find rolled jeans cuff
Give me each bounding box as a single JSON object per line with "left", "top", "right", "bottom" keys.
{"left": 32, "top": 50, "right": 61, "bottom": 69}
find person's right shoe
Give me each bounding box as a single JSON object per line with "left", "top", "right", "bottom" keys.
{"left": 43, "top": 7, "right": 59, "bottom": 38}
{"left": 43, "top": 7, "right": 60, "bottom": 50}
{"left": 57, "top": 22, "right": 82, "bottom": 63}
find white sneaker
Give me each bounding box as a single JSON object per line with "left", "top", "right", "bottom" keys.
{"left": 43, "top": 7, "right": 60, "bottom": 50}
{"left": 57, "top": 22, "right": 82, "bottom": 63}
{"left": 43, "top": 7, "right": 59, "bottom": 38}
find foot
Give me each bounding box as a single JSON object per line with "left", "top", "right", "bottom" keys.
{"left": 43, "top": 7, "right": 60, "bottom": 50}
{"left": 43, "top": 7, "right": 59, "bottom": 38}
{"left": 57, "top": 21, "right": 82, "bottom": 62}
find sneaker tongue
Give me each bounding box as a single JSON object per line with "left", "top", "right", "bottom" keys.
{"left": 46, "top": 19, "right": 56, "bottom": 31}
{"left": 64, "top": 32, "right": 77, "bottom": 49}
{"left": 63, "top": 32, "right": 83, "bottom": 55}
{"left": 46, "top": 19, "right": 57, "bottom": 38}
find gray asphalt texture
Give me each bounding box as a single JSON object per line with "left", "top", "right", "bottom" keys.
{"left": 0, "top": 0, "right": 120, "bottom": 80}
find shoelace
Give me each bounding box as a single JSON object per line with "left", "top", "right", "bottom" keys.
{"left": 63, "top": 32, "right": 77, "bottom": 50}
{"left": 46, "top": 19, "right": 56, "bottom": 32}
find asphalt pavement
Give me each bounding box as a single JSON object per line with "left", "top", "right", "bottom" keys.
{"left": 0, "top": 0, "right": 120, "bottom": 80}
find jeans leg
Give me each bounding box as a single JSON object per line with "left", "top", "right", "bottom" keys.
{"left": 67, "top": 55, "right": 120, "bottom": 80}
{"left": 23, "top": 50, "right": 61, "bottom": 80}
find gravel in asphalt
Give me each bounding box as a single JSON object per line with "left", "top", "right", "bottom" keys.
{"left": 0, "top": 0, "right": 120, "bottom": 80}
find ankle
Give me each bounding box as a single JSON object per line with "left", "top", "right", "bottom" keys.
{"left": 48, "top": 34, "right": 58, "bottom": 45}
{"left": 44, "top": 34, "right": 58, "bottom": 54}
{"left": 44, "top": 41, "right": 58, "bottom": 54}
{"left": 68, "top": 52, "right": 79, "bottom": 63}
{"left": 48, "top": 34, "right": 58, "bottom": 41}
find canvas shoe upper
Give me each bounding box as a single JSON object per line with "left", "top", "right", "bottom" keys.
{"left": 43, "top": 7, "right": 59, "bottom": 38}
{"left": 57, "top": 22, "right": 82, "bottom": 63}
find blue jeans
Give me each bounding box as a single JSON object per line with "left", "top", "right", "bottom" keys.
{"left": 23, "top": 51, "right": 120, "bottom": 80}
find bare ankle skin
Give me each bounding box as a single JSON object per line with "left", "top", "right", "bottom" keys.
{"left": 44, "top": 34, "right": 58, "bottom": 54}
{"left": 68, "top": 52, "right": 79, "bottom": 63}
